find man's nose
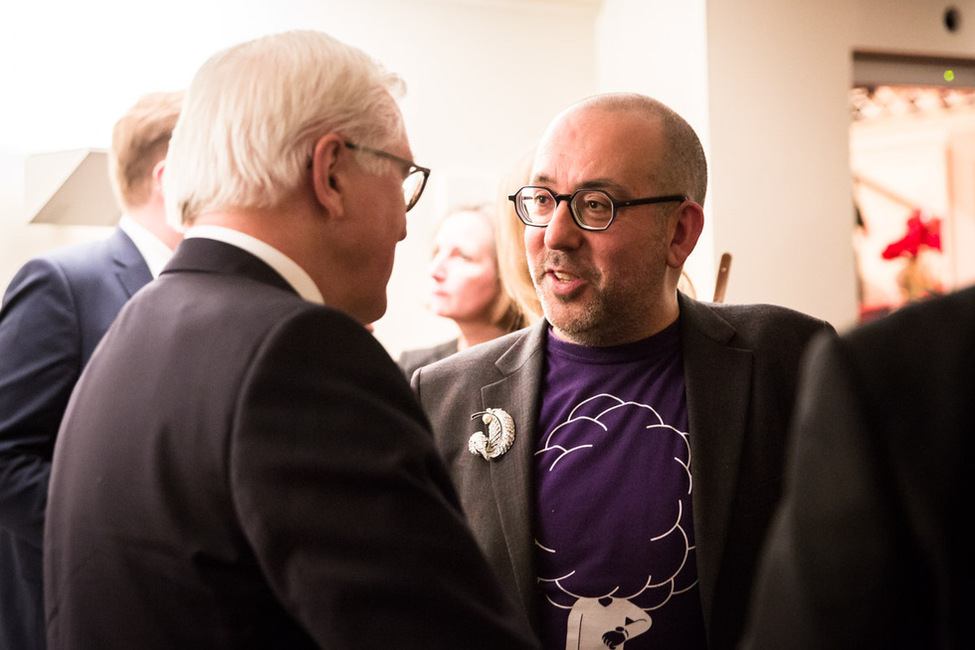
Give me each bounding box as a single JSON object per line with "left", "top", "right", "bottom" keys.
{"left": 543, "top": 199, "right": 583, "bottom": 251}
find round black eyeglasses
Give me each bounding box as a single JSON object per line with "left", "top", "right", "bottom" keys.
{"left": 508, "top": 186, "right": 686, "bottom": 231}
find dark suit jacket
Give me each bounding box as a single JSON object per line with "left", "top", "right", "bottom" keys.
{"left": 742, "top": 286, "right": 975, "bottom": 650}
{"left": 0, "top": 227, "right": 151, "bottom": 650}
{"left": 44, "top": 238, "right": 539, "bottom": 650}
{"left": 411, "top": 293, "right": 831, "bottom": 649}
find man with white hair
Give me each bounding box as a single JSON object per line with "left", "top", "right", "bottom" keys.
{"left": 43, "top": 30, "right": 539, "bottom": 650}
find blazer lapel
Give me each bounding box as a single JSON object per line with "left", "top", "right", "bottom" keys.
{"left": 478, "top": 320, "right": 547, "bottom": 625}
{"left": 110, "top": 228, "right": 153, "bottom": 298}
{"left": 678, "top": 294, "right": 753, "bottom": 624}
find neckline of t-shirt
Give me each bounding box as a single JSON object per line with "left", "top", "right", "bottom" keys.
{"left": 545, "top": 319, "right": 681, "bottom": 365}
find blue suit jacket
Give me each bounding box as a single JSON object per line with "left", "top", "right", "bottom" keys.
{"left": 0, "top": 227, "right": 151, "bottom": 650}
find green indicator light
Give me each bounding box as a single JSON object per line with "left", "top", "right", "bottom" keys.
{"left": 945, "top": 69, "right": 956, "bottom": 82}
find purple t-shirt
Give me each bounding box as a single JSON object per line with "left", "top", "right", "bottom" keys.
{"left": 533, "top": 321, "right": 707, "bottom": 649}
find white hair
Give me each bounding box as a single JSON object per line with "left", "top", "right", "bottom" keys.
{"left": 165, "top": 30, "right": 406, "bottom": 227}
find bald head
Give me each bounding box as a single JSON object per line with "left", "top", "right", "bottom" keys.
{"left": 558, "top": 93, "right": 708, "bottom": 206}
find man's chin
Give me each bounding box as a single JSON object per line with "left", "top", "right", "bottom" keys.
{"left": 543, "top": 306, "right": 599, "bottom": 343}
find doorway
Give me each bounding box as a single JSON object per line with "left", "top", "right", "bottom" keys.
{"left": 850, "top": 53, "right": 975, "bottom": 321}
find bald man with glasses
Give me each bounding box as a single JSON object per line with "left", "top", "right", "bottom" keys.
{"left": 410, "top": 92, "right": 831, "bottom": 650}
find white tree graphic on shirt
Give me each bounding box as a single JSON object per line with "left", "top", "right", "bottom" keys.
{"left": 535, "top": 394, "right": 696, "bottom": 649}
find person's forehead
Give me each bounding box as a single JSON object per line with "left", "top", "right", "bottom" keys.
{"left": 531, "top": 107, "right": 663, "bottom": 186}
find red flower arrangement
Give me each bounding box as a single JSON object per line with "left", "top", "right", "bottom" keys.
{"left": 881, "top": 209, "right": 943, "bottom": 302}
{"left": 881, "top": 210, "right": 942, "bottom": 259}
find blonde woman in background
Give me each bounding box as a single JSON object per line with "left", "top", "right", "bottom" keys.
{"left": 399, "top": 204, "right": 527, "bottom": 378}
{"left": 496, "top": 148, "right": 545, "bottom": 322}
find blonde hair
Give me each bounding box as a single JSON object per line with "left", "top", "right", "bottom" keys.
{"left": 438, "top": 204, "right": 528, "bottom": 334}
{"left": 496, "top": 147, "right": 543, "bottom": 324}
{"left": 165, "top": 30, "right": 406, "bottom": 227}
{"left": 108, "top": 91, "right": 183, "bottom": 211}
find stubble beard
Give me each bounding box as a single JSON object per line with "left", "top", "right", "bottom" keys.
{"left": 534, "top": 268, "right": 621, "bottom": 347}
{"left": 534, "top": 262, "right": 661, "bottom": 348}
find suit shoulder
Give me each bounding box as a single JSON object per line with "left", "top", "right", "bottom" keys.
{"left": 1, "top": 253, "right": 80, "bottom": 313}
{"left": 701, "top": 300, "right": 831, "bottom": 345}
{"left": 36, "top": 235, "right": 116, "bottom": 270}
{"left": 242, "top": 301, "right": 423, "bottom": 423}
{"left": 3, "top": 238, "right": 120, "bottom": 303}
{"left": 418, "top": 327, "right": 535, "bottom": 379}
{"left": 709, "top": 300, "right": 825, "bottom": 327}
{"left": 841, "top": 286, "right": 975, "bottom": 376}
{"left": 263, "top": 302, "right": 397, "bottom": 369}
{"left": 847, "top": 286, "right": 975, "bottom": 346}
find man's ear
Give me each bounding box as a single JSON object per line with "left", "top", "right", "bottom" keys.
{"left": 667, "top": 201, "right": 704, "bottom": 268}
{"left": 151, "top": 159, "right": 167, "bottom": 201}
{"left": 310, "top": 134, "right": 346, "bottom": 219}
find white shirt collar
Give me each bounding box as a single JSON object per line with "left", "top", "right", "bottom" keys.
{"left": 182, "top": 225, "right": 324, "bottom": 304}
{"left": 118, "top": 214, "right": 175, "bottom": 278}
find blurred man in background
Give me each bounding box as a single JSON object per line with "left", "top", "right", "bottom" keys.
{"left": 0, "top": 90, "right": 182, "bottom": 650}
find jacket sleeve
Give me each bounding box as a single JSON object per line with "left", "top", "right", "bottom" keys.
{"left": 229, "top": 309, "right": 539, "bottom": 650}
{"left": 741, "top": 332, "right": 903, "bottom": 649}
{"left": 0, "top": 258, "right": 82, "bottom": 547}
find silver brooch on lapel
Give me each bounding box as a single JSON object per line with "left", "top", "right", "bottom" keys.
{"left": 468, "top": 408, "right": 515, "bottom": 461}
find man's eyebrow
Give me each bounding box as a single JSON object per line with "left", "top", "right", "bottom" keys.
{"left": 530, "top": 174, "right": 627, "bottom": 195}
{"left": 577, "top": 178, "right": 623, "bottom": 192}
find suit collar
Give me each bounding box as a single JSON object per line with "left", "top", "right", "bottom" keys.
{"left": 163, "top": 237, "right": 297, "bottom": 296}
{"left": 183, "top": 226, "right": 322, "bottom": 303}
{"left": 117, "top": 215, "right": 173, "bottom": 278}
{"left": 109, "top": 227, "right": 153, "bottom": 298}
{"left": 493, "top": 318, "right": 548, "bottom": 376}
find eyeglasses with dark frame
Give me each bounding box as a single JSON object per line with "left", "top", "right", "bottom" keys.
{"left": 508, "top": 185, "right": 687, "bottom": 232}
{"left": 345, "top": 142, "right": 431, "bottom": 212}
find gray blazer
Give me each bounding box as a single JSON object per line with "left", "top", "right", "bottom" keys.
{"left": 411, "top": 293, "right": 832, "bottom": 649}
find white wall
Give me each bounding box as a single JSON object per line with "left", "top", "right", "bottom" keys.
{"left": 3, "top": 0, "right": 975, "bottom": 351}
{"left": 0, "top": 0, "right": 599, "bottom": 357}
{"left": 706, "top": 0, "right": 859, "bottom": 327}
